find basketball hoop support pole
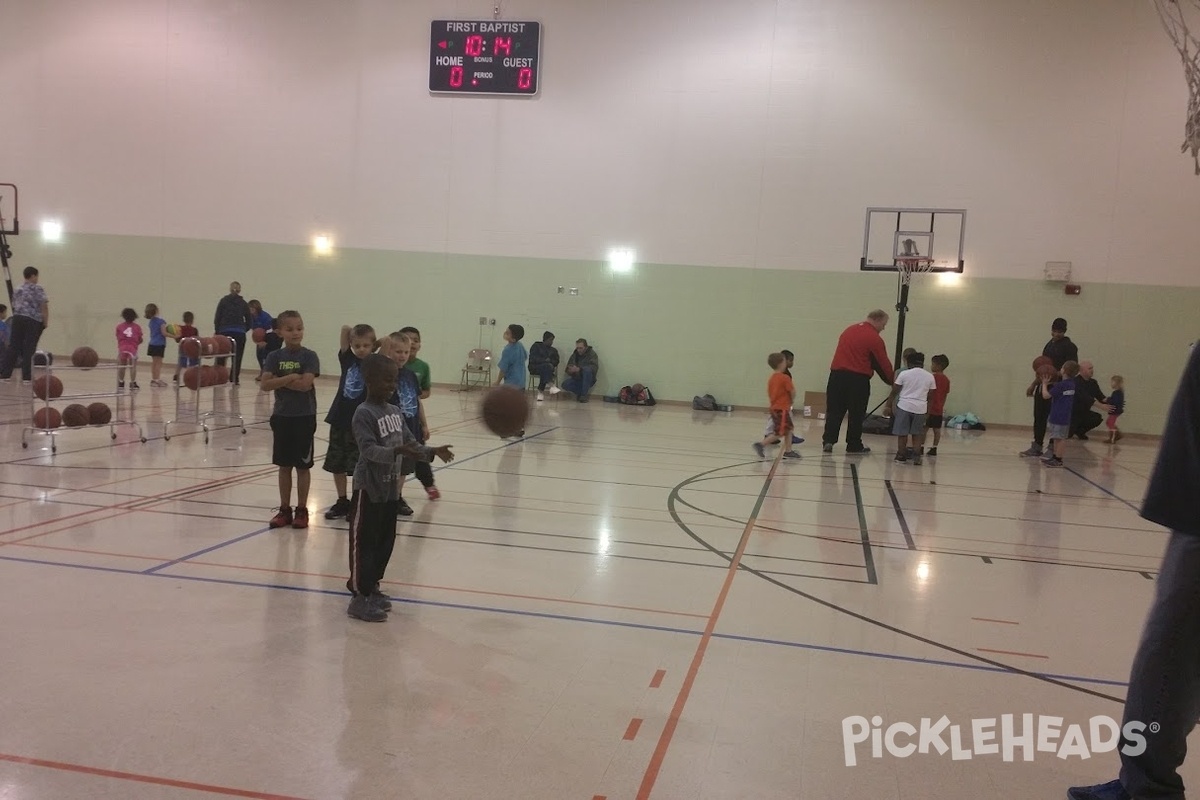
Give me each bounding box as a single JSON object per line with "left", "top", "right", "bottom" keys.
{"left": 0, "top": 183, "right": 19, "bottom": 306}
{"left": 892, "top": 281, "right": 910, "bottom": 372}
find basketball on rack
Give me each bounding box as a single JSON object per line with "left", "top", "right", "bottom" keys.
{"left": 1032, "top": 355, "right": 1053, "bottom": 372}
{"left": 200, "top": 365, "right": 217, "bottom": 386}
{"left": 62, "top": 404, "right": 91, "bottom": 427}
{"left": 481, "top": 386, "right": 529, "bottom": 437}
{"left": 214, "top": 336, "right": 232, "bottom": 355}
{"left": 200, "top": 337, "right": 217, "bottom": 356}
{"left": 32, "top": 375, "right": 63, "bottom": 400}
{"left": 71, "top": 346, "right": 100, "bottom": 368}
{"left": 251, "top": 327, "right": 266, "bottom": 343}
{"left": 32, "top": 352, "right": 53, "bottom": 367}
{"left": 183, "top": 367, "right": 200, "bottom": 391}
{"left": 33, "top": 407, "right": 62, "bottom": 430}
{"left": 87, "top": 403, "right": 112, "bottom": 425}
{"left": 214, "top": 365, "right": 230, "bottom": 384}
{"left": 181, "top": 338, "right": 201, "bottom": 359}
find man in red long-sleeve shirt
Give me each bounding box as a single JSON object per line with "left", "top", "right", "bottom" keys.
{"left": 822, "top": 309, "right": 895, "bottom": 454}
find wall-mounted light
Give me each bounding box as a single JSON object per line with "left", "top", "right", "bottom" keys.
{"left": 41, "top": 220, "right": 63, "bottom": 242}
{"left": 937, "top": 272, "right": 961, "bottom": 287}
{"left": 608, "top": 247, "right": 636, "bottom": 273}
{"left": 312, "top": 234, "right": 333, "bottom": 256}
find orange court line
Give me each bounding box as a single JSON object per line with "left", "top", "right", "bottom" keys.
{"left": 971, "top": 617, "right": 1021, "bottom": 625}
{"left": 0, "top": 752, "right": 311, "bottom": 800}
{"left": 624, "top": 718, "right": 644, "bottom": 741}
{"left": 976, "top": 647, "right": 1049, "bottom": 660}
{"left": 649, "top": 669, "right": 666, "bottom": 688}
{"left": 635, "top": 447, "right": 784, "bottom": 799}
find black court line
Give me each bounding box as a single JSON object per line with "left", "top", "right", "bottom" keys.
{"left": 884, "top": 479, "right": 916, "bottom": 550}
{"left": 1064, "top": 465, "right": 1141, "bottom": 512}
{"left": 849, "top": 464, "right": 879, "bottom": 584}
{"left": 666, "top": 464, "right": 1125, "bottom": 705}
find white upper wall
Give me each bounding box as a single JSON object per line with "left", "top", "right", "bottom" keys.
{"left": 4, "top": 0, "right": 1198, "bottom": 285}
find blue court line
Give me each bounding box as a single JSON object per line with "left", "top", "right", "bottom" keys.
{"left": 141, "top": 526, "right": 274, "bottom": 574}
{"left": 0, "top": 550, "right": 1128, "bottom": 691}
{"left": 1065, "top": 466, "right": 1141, "bottom": 513}
{"left": 132, "top": 427, "right": 560, "bottom": 574}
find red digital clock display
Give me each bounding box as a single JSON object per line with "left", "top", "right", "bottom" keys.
{"left": 429, "top": 20, "right": 541, "bottom": 95}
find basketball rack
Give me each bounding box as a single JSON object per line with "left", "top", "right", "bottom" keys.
{"left": 22, "top": 351, "right": 146, "bottom": 454}
{"left": 163, "top": 337, "right": 247, "bottom": 443}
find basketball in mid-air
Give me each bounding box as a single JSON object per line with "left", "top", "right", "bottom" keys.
{"left": 481, "top": 386, "right": 528, "bottom": 437}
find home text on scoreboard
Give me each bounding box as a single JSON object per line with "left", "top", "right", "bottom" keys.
{"left": 429, "top": 20, "right": 542, "bottom": 96}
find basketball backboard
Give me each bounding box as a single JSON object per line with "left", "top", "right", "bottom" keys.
{"left": 861, "top": 207, "right": 965, "bottom": 273}
{"left": 0, "top": 184, "right": 18, "bottom": 236}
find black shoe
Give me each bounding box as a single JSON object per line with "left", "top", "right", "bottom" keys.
{"left": 927, "top": 447, "right": 938, "bottom": 456}
{"left": 370, "top": 591, "right": 393, "bottom": 613}
{"left": 397, "top": 499, "right": 414, "bottom": 517}
{"left": 846, "top": 445, "right": 871, "bottom": 454}
{"left": 324, "top": 498, "right": 350, "bottom": 520}
{"left": 347, "top": 595, "right": 387, "bottom": 622}
{"left": 1078, "top": 432, "right": 1089, "bottom": 441}
{"left": 578, "top": 395, "right": 589, "bottom": 403}
{"left": 822, "top": 443, "right": 833, "bottom": 453}
{"left": 894, "top": 454, "right": 908, "bottom": 463}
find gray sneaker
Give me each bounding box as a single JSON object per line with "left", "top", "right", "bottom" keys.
{"left": 1019, "top": 444, "right": 1043, "bottom": 458}
{"left": 822, "top": 443, "right": 833, "bottom": 453}
{"left": 370, "top": 591, "right": 393, "bottom": 613}
{"left": 782, "top": 451, "right": 802, "bottom": 460}
{"left": 347, "top": 595, "right": 387, "bottom": 622}
{"left": 752, "top": 442, "right": 766, "bottom": 459}
{"left": 912, "top": 455, "right": 923, "bottom": 465}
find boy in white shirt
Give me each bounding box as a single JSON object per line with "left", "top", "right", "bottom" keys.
{"left": 889, "top": 351, "right": 936, "bottom": 465}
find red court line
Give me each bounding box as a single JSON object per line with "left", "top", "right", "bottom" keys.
{"left": 624, "top": 718, "right": 644, "bottom": 741}
{"left": 0, "top": 752, "right": 311, "bottom": 799}
{"left": 972, "top": 617, "right": 1020, "bottom": 625}
{"left": 649, "top": 669, "right": 666, "bottom": 688}
{"left": 976, "top": 647, "right": 1049, "bottom": 660}
{"left": 635, "top": 448, "right": 783, "bottom": 799}
{"left": 593, "top": 796, "right": 607, "bottom": 800}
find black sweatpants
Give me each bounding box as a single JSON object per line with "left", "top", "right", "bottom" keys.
{"left": 1070, "top": 409, "right": 1103, "bottom": 439}
{"left": 822, "top": 370, "right": 872, "bottom": 449}
{"left": 0, "top": 315, "right": 45, "bottom": 381}
{"left": 1032, "top": 392, "right": 1050, "bottom": 447}
{"left": 346, "top": 490, "right": 398, "bottom": 597}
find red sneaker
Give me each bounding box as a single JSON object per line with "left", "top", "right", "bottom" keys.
{"left": 425, "top": 486, "right": 441, "bottom": 501}
{"left": 269, "top": 507, "right": 293, "bottom": 528}
{"left": 292, "top": 506, "right": 309, "bottom": 529}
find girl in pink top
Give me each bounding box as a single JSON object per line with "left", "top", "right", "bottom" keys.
{"left": 116, "top": 307, "right": 143, "bottom": 390}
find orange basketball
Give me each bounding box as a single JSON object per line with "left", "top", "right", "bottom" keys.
{"left": 214, "top": 336, "right": 233, "bottom": 355}
{"left": 1037, "top": 364, "right": 1057, "bottom": 382}
{"left": 481, "top": 386, "right": 529, "bottom": 437}
{"left": 183, "top": 367, "right": 200, "bottom": 391}
{"left": 200, "top": 365, "right": 217, "bottom": 386}
{"left": 87, "top": 403, "right": 112, "bottom": 425}
{"left": 1032, "top": 355, "right": 1053, "bottom": 372}
{"left": 71, "top": 346, "right": 100, "bottom": 368}
{"left": 32, "top": 375, "right": 64, "bottom": 400}
{"left": 181, "top": 338, "right": 200, "bottom": 359}
{"left": 214, "top": 365, "right": 230, "bottom": 384}
{"left": 251, "top": 327, "right": 266, "bottom": 343}
{"left": 200, "top": 338, "right": 217, "bottom": 356}
{"left": 62, "top": 404, "right": 91, "bottom": 427}
{"left": 33, "top": 407, "right": 62, "bottom": 430}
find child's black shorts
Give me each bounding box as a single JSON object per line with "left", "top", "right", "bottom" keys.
{"left": 147, "top": 344, "right": 166, "bottom": 358}
{"left": 927, "top": 415, "right": 945, "bottom": 430}
{"left": 270, "top": 414, "right": 317, "bottom": 469}
{"left": 322, "top": 426, "right": 359, "bottom": 475}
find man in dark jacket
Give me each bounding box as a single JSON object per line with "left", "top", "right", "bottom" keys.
{"left": 1068, "top": 344, "right": 1200, "bottom": 800}
{"left": 562, "top": 338, "right": 598, "bottom": 403}
{"left": 528, "top": 331, "right": 561, "bottom": 401}
{"left": 1020, "top": 317, "right": 1079, "bottom": 457}
{"left": 1070, "top": 360, "right": 1110, "bottom": 440}
{"left": 213, "top": 281, "right": 252, "bottom": 385}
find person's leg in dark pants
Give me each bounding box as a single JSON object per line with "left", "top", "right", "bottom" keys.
{"left": 3, "top": 317, "right": 44, "bottom": 381}
{"left": 374, "top": 503, "right": 399, "bottom": 589}
{"left": 1072, "top": 410, "right": 1103, "bottom": 439}
{"left": 536, "top": 364, "right": 555, "bottom": 391}
{"left": 1033, "top": 394, "right": 1050, "bottom": 446}
{"left": 229, "top": 331, "right": 248, "bottom": 384}
{"left": 845, "top": 374, "right": 871, "bottom": 451}
{"left": 414, "top": 460, "right": 435, "bottom": 491}
{"left": 346, "top": 491, "right": 394, "bottom": 621}
{"left": 822, "top": 371, "right": 849, "bottom": 447}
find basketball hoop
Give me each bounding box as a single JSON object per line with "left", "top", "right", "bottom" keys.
{"left": 1153, "top": 0, "right": 1200, "bottom": 174}
{"left": 894, "top": 257, "right": 935, "bottom": 286}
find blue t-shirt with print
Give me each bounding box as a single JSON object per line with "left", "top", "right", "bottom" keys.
{"left": 390, "top": 367, "right": 422, "bottom": 438}
{"left": 325, "top": 348, "right": 367, "bottom": 430}
{"left": 498, "top": 341, "right": 528, "bottom": 388}
{"left": 1049, "top": 379, "right": 1076, "bottom": 426}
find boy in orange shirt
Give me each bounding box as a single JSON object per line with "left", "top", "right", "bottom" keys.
{"left": 754, "top": 353, "right": 801, "bottom": 460}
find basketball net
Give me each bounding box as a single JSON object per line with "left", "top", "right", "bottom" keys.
{"left": 895, "top": 238, "right": 935, "bottom": 286}
{"left": 1153, "top": 0, "right": 1200, "bottom": 174}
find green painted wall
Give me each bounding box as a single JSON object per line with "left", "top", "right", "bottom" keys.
{"left": 18, "top": 233, "right": 1198, "bottom": 434}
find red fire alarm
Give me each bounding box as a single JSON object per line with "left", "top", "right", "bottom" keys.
{"left": 1064, "top": 284, "right": 1082, "bottom": 296}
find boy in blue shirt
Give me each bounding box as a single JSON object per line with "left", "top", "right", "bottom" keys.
{"left": 495, "top": 323, "right": 528, "bottom": 438}
{"left": 1040, "top": 360, "right": 1079, "bottom": 468}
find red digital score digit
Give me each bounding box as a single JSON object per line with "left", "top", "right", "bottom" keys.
{"left": 494, "top": 36, "right": 512, "bottom": 56}
{"left": 449, "top": 66, "right": 464, "bottom": 88}
{"left": 517, "top": 68, "right": 533, "bottom": 90}
{"left": 465, "top": 35, "right": 485, "bottom": 56}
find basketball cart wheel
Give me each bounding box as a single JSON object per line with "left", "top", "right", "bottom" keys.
{"left": 241, "top": 427, "right": 247, "bottom": 435}
{"left": 163, "top": 435, "right": 171, "bottom": 441}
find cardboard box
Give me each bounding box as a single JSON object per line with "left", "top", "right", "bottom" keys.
{"left": 803, "top": 391, "right": 827, "bottom": 416}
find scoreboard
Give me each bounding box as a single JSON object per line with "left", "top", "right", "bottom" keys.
{"left": 429, "top": 20, "right": 542, "bottom": 95}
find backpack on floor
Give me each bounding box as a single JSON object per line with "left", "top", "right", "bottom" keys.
{"left": 618, "top": 383, "right": 656, "bottom": 406}
{"left": 861, "top": 414, "right": 894, "bottom": 435}
{"left": 692, "top": 393, "right": 717, "bottom": 411}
